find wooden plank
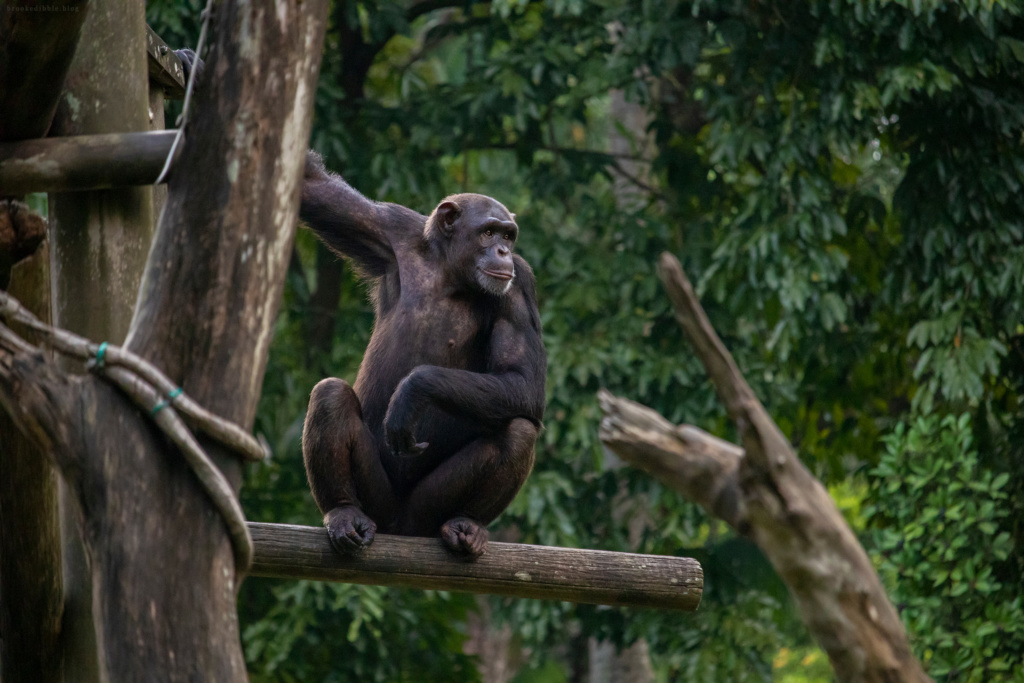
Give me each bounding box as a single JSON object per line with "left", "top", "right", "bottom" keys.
{"left": 0, "top": 131, "right": 175, "bottom": 195}
{"left": 248, "top": 522, "right": 703, "bottom": 612}
{"left": 146, "top": 25, "right": 187, "bottom": 99}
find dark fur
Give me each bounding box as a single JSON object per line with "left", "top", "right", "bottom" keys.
{"left": 300, "top": 151, "right": 546, "bottom": 557}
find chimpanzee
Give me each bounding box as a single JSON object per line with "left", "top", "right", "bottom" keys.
{"left": 299, "top": 152, "right": 546, "bottom": 558}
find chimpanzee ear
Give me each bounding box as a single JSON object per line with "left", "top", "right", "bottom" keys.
{"left": 434, "top": 200, "right": 461, "bottom": 237}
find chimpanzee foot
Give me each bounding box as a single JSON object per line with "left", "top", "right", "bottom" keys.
{"left": 440, "top": 516, "right": 489, "bottom": 559}
{"left": 325, "top": 505, "right": 377, "bottom": 554}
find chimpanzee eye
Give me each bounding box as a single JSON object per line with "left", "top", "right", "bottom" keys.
{"left": 503, "top": 233, "right": 510, "bottom": 241}
{"left": 484, "top": 230, "right": 493, "bottom": 237}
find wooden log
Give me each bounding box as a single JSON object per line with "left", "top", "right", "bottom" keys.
{"left": 248, "top": 522, "right": 703, "bottom": 612}
{"left": 0, "top": 131, "right": 175, "bottom": 196}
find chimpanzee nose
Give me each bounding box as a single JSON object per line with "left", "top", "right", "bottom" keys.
{"left": 497, "top": 245, "right": 510, "bottom": 257}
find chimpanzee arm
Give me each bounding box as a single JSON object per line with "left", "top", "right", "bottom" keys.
{"left": 300, "top": 151, "right": 425, "bottom": 278}
{"left": 385, "top": 266, "right": 546, "bottom": 453}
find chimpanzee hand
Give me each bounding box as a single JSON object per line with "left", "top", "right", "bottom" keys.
{"left": 384, "top": 374, "right": 429, "bottom": 457}
{"left": 173, "top": 48, "right": 205, "bottom": 86}
{"left": 325, "top": 505, "right": 376, "bottom": 553}
{"left": 441, "top": 517, "right": 489, "bottom": 558}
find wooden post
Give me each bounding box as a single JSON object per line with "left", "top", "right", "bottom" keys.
{"left": 0, "top": 247, "right": 62, "bottom": 683}
{"left": 0, "top": 3, "right": 88, "bottom": 683}
{"left": 44, "top": 4, "right": 154, "bottom": 681}
{"left": 47, "top": 1, "right": 155, "bottom": 343}
{"left": 0, "top": 2, "right": 328, "bottom": 679}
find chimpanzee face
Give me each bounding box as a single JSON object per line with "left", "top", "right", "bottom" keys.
{"left": 427, "top": 194, "right": 518, "bottom": 296}
{"left": 472, "top": 213, "right": 518, "bottom": 295}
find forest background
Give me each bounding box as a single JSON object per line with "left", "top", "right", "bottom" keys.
{"left": 145, "top": 1, "right": 1024, "bottom": 681}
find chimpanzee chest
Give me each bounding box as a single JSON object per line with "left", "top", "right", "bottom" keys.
{"left": 353, "top": 262, "right": 496, "bottom": 431}
{"left": 395, "top": 294, "right": 487, "bottom": 370}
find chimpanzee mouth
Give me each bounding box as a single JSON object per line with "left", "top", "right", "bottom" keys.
{"left": 481, "top": 269, "right": 514, "bottom": 281}
{"left": 477, "top": 267, "right": 515, "bottom": 295}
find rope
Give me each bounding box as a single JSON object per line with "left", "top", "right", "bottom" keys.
{"left": 154, "top": 0, "right": 216, "bottom": 185}
{"left": 150, "top": 386, "right": 183, "bottom": 416}
{"left": 0, "top": 291, "right": 254, "bottom": 573}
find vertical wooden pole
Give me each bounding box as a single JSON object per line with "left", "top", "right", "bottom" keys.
{"left": 45, "top": 4, "right": 154, "bottom": 681}
{"left": 0, "top": 3, "right": 87, "bottom": 682}
{"left": 48, "top": 1, "right": 154, "bottom": 340}
{"left": 0, "top": 247, "right": 63, "bottom": 683}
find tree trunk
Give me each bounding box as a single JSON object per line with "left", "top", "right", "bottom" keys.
{"left": 587, "top": 640, "right": 655, "bottom": 683}
{"left": 0, "top": 1, "right": 328, "bottom": 680}
{"left": 464, "top": 596, "right": 519, "bottom": 683}
{"left": 599, "top": 253, "right": 930, "bottom": 683}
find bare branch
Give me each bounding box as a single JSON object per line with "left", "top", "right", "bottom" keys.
{"left": 598, "top": 389, "right": 747, "bottom": 530}
{"left": 655, "top": 253, "right": 757, "bottom": 429}
{"left": 607, "top": 158, "right": 665, "bottom": 201}
{"left": 598, "top": 252, "right": 931, "bottom": 683}
{"left": 0, "top": 131, "right": 176, "bottom": 195}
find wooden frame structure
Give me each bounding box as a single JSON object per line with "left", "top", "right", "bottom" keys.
{"left": 0, "top": 22, "right": 703, "bottom": 683}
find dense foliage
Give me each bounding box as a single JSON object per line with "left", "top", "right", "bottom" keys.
{"left": 867, "top": 415, "right": 1020, "bottom": 680}
{"left": 148, "top": 1, "right": 1024, "bottom": 680}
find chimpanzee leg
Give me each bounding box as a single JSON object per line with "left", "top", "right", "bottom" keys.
{"left": 302, "top": 378, "right": 396, "bottom": 552}
{"left": 396, "top": 418, "right": 538, "bottom": 556}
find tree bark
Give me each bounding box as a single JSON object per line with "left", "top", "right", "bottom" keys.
{"left": 464, "top": 595, "right": 519, "bottom": 683}
{"left": 0, "top": 1, "right": 328, "bottom": 680}
{"left": 598, "top": 252, "right": 930, "bottom": 683}
{"left": 588, "top": 640, "right": 654, "bottom": 683}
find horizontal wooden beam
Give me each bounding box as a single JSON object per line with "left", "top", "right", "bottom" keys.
{"left": 248, "top": 522, "right": 703, "bottom": 612}
{"left": 0, "top": 130, "right": 175, "bottom": 195}
{"left": 146, "top": 25, "right": 187, "bottom": 99}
